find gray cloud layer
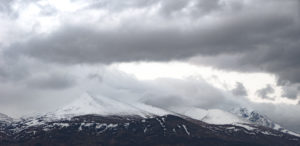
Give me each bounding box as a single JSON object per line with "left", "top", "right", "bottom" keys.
{"left": 4, "top": 0, "right": 299, "bottom": 87}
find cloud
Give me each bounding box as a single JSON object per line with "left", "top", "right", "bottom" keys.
{"left": 0, "top": 0, "right": 13, "bottom": 13}
{"left": 281, "top": 84, "right": 299, "bottom": 99}
{"left": 2, "top": 0, "right": 299, "bottom": 88}
{"left": 0, "top": 64, "right": 300, "bottom": 133}
{"left": 256, "top": 84, "right": 275, "bottom": 100}
{"left": 87, "top": 68, "right": 236, "bottom": 109}
{"left": 231, "top": 82, "right": 247, "bottom": 97}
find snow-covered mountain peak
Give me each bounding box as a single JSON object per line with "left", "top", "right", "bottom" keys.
{"left": 50, "top": 92, "right": 170, "bottom": 119}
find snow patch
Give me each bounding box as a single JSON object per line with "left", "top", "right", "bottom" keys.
{"left": 182, "top": 124, "right": 190, "bottom": 136}
{"left": 53, "top": 123, "right": 69, "bottom": 128}
{"left": 234, "top": 123, "right": 256, "bottom": 131}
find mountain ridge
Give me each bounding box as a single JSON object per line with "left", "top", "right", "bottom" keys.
{"left": 1, "top": 92, "right": 299, "bottom": 136}
{"left": 1, "top": 92, "right": 299, "bottom": 145}
{"left": 1, "top": 114, "right": 299, "bottom": 146}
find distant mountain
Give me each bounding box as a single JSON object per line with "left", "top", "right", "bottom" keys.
{"left": 231, "top": 107, "right": 300, "bottom": 137}
{"left": 0, "top": 93, "right": 299, "bottom": 145}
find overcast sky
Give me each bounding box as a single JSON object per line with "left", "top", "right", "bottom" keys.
{"left": 0, "top": 0, "right": 300, "bottom": 132}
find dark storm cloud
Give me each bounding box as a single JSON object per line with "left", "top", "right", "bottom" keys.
{"left": 231, "top": 82, "right": 247, "bottom": 97}
{"left": 256, "top": 84, "right": 275, "bottom": 100}
{"left": 86, "top": 0, "right": 221, "bottom": 16}
{"left": 4, "top": 0, "right": 299, "bottom": 88}
{"left": 8, "top": 11, "right": 294, "bottom": 63}
{"left": 158, "top": 0, "right": 189, "bottom": 16}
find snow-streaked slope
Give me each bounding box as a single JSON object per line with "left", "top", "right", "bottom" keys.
{"left": 179, "top": 107, "right": 300, "bottom": 137}
{"left": 49, "top": 92, "right": 170, "bottom": 119}
{"left": 173, "top": 107, "right": 300, "bottom": 137}
{"left": 172, "top": 107, "right": 248, "bottom": 125}
{"left": 175, "top": 106, "right": 299, "bottom": 137}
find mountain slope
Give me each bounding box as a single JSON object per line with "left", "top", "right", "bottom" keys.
{"left": 10, "top": 93, "right": 300, "bottom": 136}
{"left": 1, "top": 93, "right": 300, "bottom": 145}
{"left": 1, "top": 114, "right": 299, "bottom": 146}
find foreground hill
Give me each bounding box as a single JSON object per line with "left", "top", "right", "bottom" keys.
{"left": 1, "top": 114, "right": 299, "bottom": 146}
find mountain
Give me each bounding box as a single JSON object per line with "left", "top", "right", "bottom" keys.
{"left": 1, "top": 114, "right": 299, "bottom": 146}
{"left": 0, "top": 93, "right": 299, "bottom": 145}
{"left": 171, "top": 106, "right": 300, "bottom": 137}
